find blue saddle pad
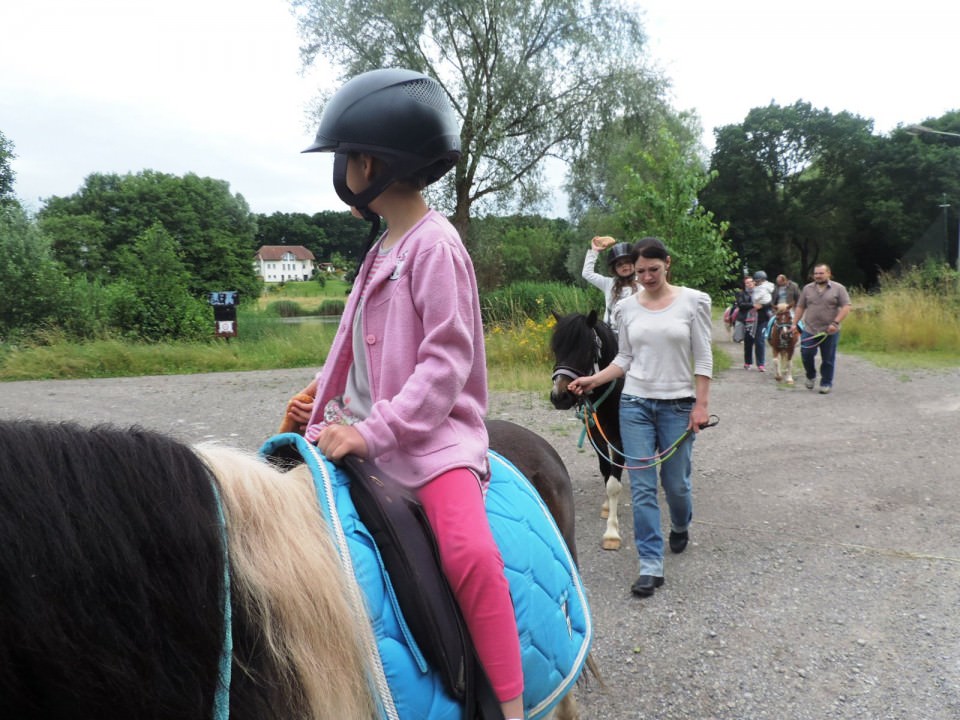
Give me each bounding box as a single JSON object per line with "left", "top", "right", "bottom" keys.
{"left": 260, "top": 433, "right": 592, "bottom": 720}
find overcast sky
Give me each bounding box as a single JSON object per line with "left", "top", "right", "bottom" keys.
{"left": 2, "top": 0, "right": 957, "bottom": 217}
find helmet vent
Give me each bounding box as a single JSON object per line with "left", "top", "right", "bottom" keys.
{"left": 402, "top": 78, "right": 448, "bottom": 110}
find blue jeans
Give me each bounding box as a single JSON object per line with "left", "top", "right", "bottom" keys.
{"left": 743, "top": 329, "right": 765, "bottom": 366}
{"left": 800, "top": 329, "right": 840, "bottom": 386}
{"left": 619, "top": 395, "right": 695, "bottom": 576}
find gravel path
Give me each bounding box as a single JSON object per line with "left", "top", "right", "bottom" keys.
{"left": 2, "top": 325, "right": 959, "bottom": 719}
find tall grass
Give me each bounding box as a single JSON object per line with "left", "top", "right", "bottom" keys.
{"left": 839, "top": 264, "right": 960, "bottom": 368}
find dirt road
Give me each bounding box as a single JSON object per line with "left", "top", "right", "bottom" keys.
{"left": 2, "top": 329, "right": 959, "bottom": 719}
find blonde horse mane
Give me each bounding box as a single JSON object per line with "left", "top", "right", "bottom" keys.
{"left": 196, "top": 445, "right": 377, "bottom": 720}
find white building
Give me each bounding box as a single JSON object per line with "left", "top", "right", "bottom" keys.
{"left": 253, "top": 245, "right": 316, "bottom": 282}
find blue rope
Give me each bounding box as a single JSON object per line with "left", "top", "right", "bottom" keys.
{"left": 209, "top": 480, "right": 233, "bottom": 720}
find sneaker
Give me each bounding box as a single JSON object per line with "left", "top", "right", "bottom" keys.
{"left": 744, "top": 364, "right": 752, "bottom": 370}
{"left": 819, "top": 385, "right": 832, "bottom": 394}
{"left": 757, "top": 365, "right": 766, "bottom": 372}
{"left": 805, "top": 378, "right": 815, "bottom": 390}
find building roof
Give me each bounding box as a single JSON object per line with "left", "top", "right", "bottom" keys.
{"left": 254, "top": 245, "right": 316, "bottom": 261}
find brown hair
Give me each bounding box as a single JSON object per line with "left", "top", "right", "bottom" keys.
{"left": 634, "top": 236, "right": 670, "bottom": 261}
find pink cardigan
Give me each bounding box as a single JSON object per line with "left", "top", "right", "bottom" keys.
{"left": 306, "top": 210, "right": 489, "bottom": 487}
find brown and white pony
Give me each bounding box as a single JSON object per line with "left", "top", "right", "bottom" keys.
{"left": 768, "top": 303, "right": 798, "bottom": 384}
{"left": 0, "top": 418, "right": 587, "bottom": 720}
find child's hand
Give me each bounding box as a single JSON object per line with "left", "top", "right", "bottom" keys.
{"left": 279, "top": 392, "right": 315, "bottom": 433}
{"left": 278, "top": 381, "right": 317, "bottom": 434}
{"left": 592, "top": 236, "right": 616, "bottom": 251}
{"left": 316, "top": 424, "right": 368, "bottom": 461}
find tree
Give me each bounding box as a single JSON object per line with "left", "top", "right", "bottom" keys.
{"left": 566, "top": 106, "right": 700, "bottom": 223}
{"left": 39, "top": 171, "right": 261, "bottom": 301}
{"left": 108, "top": 224, "right": 209, "bottom": 341}
{"left": 253, "top": 210, "right": 369, "bottom": 267}
{"left": 468, "top": 214, "right": 575, "bottom": 290}
{"left": 0, "top": 204, "right": 67, "bottom": 337}
{"left": 0, "top": 131, "right": 17, "bottom": 208}
{"left": 291, "top": 0, "right": 667, "bottom": 241}
{"left": 700, "top": 101, "right": 875, "bottom": 284}
{"left": 610, "top": 128, "right": 737, "bottom": 299}
{"left": 255, "top": 211, "right": 328, "bottom": 254}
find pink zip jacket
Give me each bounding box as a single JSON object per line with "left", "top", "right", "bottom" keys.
{"left": 305, "top": 210, "right": 489, "bottom": 487}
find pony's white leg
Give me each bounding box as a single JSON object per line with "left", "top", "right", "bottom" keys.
{"left": 773, "top": 352, "right": 783, "bottom": 381}
{"left": 601, "top": 476, "right": 622, "bottom": 550}
{"left": 785, "top": 353, "right": 795, "bottom": 385}
{"left": 600, "top": 498, "right": 609, "bottom": 519}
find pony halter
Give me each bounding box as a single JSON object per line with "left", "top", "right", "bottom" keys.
{"left": 551, "top": 330, "right": 604, "bottom": 383}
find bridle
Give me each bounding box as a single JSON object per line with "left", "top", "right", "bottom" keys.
{"left": 551, "top": 328, "right": 618, "bottom": 448}
{"left": 551, "top": 328, "right": 604, "bottom": 386}
{"left": 773, "top": 315, "right": 795, "bottom": 350}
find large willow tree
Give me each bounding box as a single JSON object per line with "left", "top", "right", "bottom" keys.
{"left": 291, "top": 0, "right": 667, "bottom": 240}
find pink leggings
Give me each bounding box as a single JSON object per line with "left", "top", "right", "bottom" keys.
{"left": 416, "top": 468, "right": 524, "bottom": 703}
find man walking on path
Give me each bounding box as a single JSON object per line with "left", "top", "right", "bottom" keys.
{"left": 792, "top": 263, "right": 852, "bottom": 394}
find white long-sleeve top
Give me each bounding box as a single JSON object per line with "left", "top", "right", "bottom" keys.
{"left": 581, "top": 248, "right": 637, "bottom": 326}
{"left": 612, "top": 287, "right": 713, "bottom": 399}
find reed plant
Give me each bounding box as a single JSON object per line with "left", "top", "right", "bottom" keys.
{"left": 481, "top": 282, "right": 602, "bottom": 325}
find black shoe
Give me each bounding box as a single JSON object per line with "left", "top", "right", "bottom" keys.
{"left": 669, "top": 530, "right": 689, "bottom": 554}
{"left": 631, "top": 575, "right": 665, "bottom": 597}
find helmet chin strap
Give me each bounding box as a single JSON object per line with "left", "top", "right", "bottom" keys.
{"left": 332, "top": 153, "right": 384, "bottom": 280}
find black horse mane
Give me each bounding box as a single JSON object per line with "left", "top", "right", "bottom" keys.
{"left": 551, "top": 311, "right": 618, "bottom": 372}
{"left": 0, "top": 419, "right": 288, "bottom": 720}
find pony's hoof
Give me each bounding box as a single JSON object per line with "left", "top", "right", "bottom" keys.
{"left": 786, "top": 379, "right": 795, "bottom": 386}
{"left": 602, "top": 537, "right": 621, "bottom": 551}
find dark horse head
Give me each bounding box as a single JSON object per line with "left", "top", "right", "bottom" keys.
{"left": 549, "top": 310, "right": 619, "bottom": 410}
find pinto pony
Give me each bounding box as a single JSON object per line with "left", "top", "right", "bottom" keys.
{"left": 0, "top": 419, "right": 588, "bottom": 720}
{"left": 768, "top": 303, "right": 798, "bottom": 384}
{"left": 0, "top": 419, "right": 373, "bottom": 720}
{"left": 549, "top": 310, "right": 624, "bottom": 551}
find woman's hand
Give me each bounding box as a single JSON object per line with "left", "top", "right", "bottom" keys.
{"left": 567, "top": 375, "right": 597, "bottom": 396}
{"left": 689, "top": 404, "right": 710, "bottom": 433}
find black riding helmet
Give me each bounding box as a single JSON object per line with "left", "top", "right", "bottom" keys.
{"left": 303, "top": 68, "right": 461, "bottom": 216}
{"left": 607, "top": 242, "right": 638, "bottom": 269}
